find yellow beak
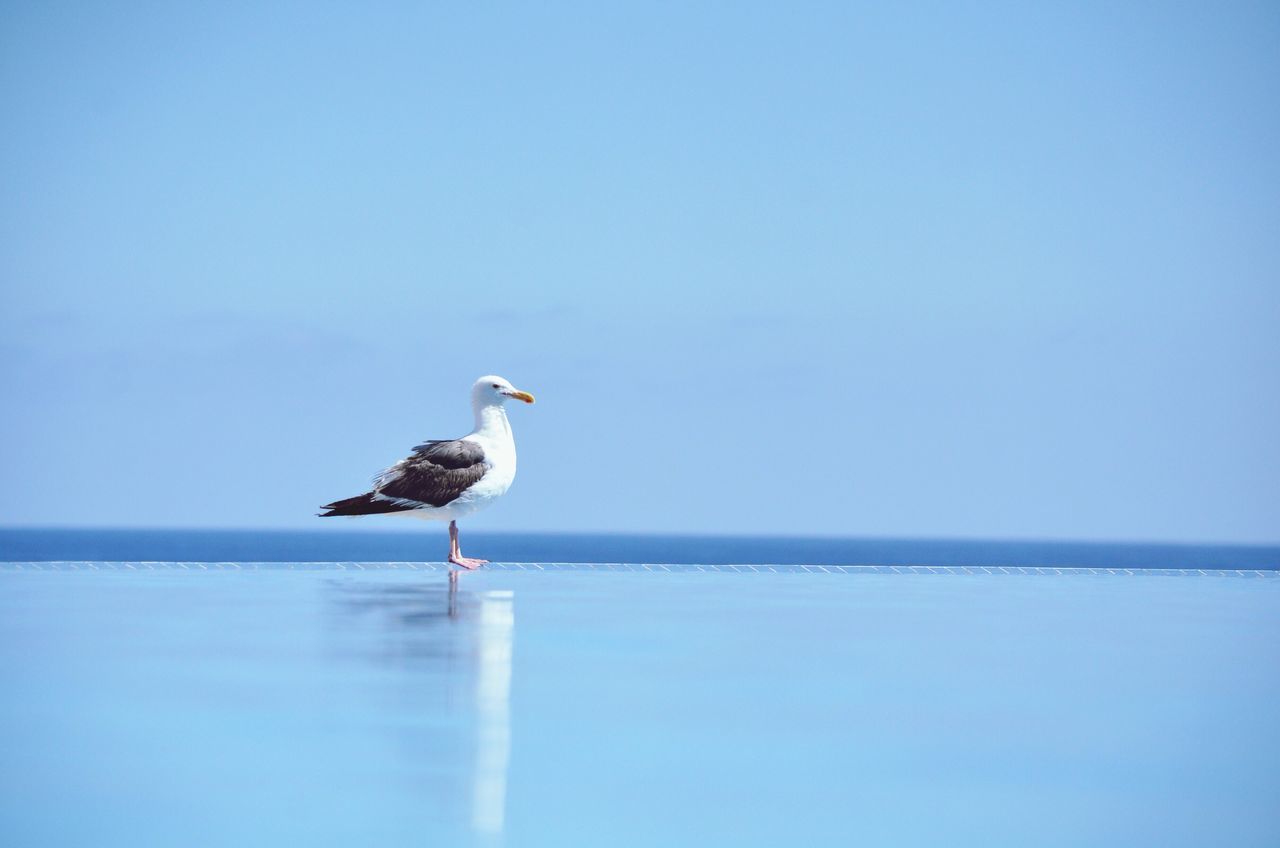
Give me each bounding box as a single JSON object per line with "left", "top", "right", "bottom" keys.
{"left": 508, "top": 390, "right": 535, "bottom": 404}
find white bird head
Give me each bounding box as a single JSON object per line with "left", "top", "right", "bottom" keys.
{"left": 472, "top": 375, "right": 536, "bottom": 407}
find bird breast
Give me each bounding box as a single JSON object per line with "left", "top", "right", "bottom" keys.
{"left": 458, "top": 432, "right": 517, "bottom": 506}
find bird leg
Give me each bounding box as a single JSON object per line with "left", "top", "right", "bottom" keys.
{"left": 448, "top": 520, "right": 488, "bottom": 570}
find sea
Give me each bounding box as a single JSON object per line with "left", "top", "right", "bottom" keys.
{"left": 3, "top": 528, "right": 1278, "bottom": 847}
{"left": 2, "top": 526, "right": 1278, "bottom": 569}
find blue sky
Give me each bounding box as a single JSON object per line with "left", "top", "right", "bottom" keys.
{"left": 1, "top": 2, "right": 1277, "bottom": 541}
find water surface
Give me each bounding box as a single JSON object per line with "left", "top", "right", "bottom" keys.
{"left": 1, "top": 564, "right": 1277, "bottom": 847}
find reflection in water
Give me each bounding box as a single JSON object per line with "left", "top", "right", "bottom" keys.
{"left": 327, "top": 575, "right": 515, "bottom": 838}
{"left": 473, "top": 589, "right": 514, "bottom": 835}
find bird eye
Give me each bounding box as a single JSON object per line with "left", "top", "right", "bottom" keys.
{"left": 491, "top": 383, "right": 500, "bottom": 388}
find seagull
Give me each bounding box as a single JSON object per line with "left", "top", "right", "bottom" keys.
{"left": 319, "top": 375, "right": 535, "bottom": 569}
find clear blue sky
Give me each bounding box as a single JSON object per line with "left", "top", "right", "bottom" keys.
{"left": 1, "top": 2, "right": 1277, "bottom": 542}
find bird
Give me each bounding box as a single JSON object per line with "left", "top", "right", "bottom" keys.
{"left": 319, "top": 375, "right": 535, "bottom": 570}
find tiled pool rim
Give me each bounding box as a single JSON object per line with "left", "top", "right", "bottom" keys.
{"left": 4, "top": 561, "right": 1278, "bottom": 577}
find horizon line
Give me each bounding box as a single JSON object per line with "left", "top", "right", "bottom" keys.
{"left": 1, "top": 524, "right": 1277, "bottom": 550}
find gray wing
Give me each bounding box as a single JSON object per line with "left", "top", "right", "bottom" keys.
{"left": 374, "top": 439, "right": 488, "bottom": 508}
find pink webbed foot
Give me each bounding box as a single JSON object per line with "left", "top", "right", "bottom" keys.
{"left": 448, "top": 555, "right": 488, "bottom": 570}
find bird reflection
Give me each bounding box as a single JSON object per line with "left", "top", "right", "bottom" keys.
{"left": 326, "top": 572, "right": 515, "bottom": 837}
{"left": 472, "top": 586, "right": 514, "bottom": 835}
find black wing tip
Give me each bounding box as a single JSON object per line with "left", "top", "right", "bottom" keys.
{"left": 317, "top": 498, "right": 349, "bottom": 517}
{"left": 317, "top": 492, "right": 417, "bottom": 517}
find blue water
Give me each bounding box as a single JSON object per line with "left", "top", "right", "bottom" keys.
{"left": 2, "top": 532, "right": 1278, "bottom": 846}
{"left": 2, "top": 527, "right": 1278, "bottom": 569}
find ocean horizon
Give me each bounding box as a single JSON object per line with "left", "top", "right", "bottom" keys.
{"left": 2, "top": 526, "right": 1276, "bottom": 569}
